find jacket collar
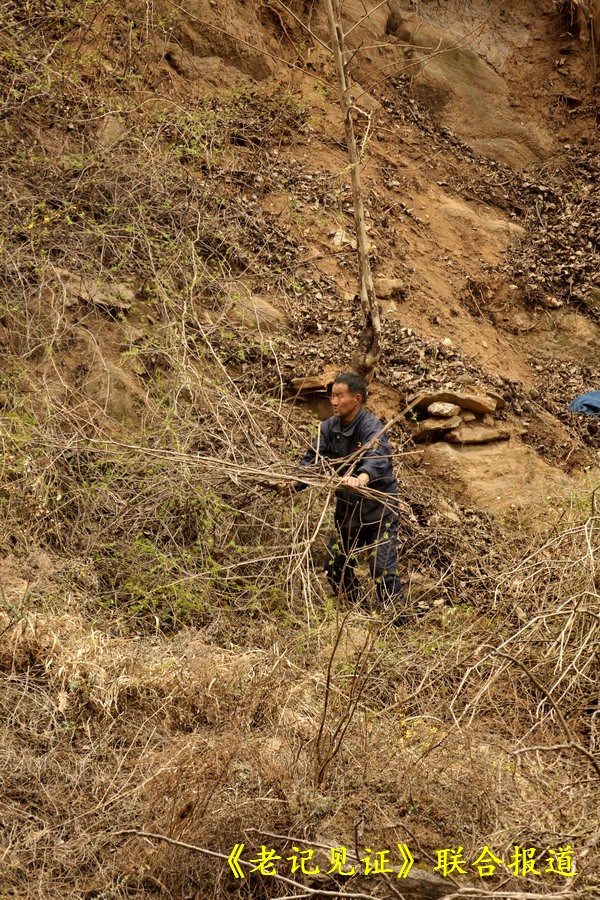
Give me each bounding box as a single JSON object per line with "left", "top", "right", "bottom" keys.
{"left": 332, "top": 405, "right": 367, "bottom": 436}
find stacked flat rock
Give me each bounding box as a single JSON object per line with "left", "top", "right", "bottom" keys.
{"left": 412, "top": 416, "right": 462, "bottom": 440}
{"left": 411, "top": 390, "right": 497, "bottom": 414}
{"left": 409, "top": 390, "right": 509, "bottom": 444}
{"left": 427, "top": 402, "right": 461, "bottom": 417}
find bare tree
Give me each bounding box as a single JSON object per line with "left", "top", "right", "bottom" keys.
{"left": 323, "top": 0, "right": 382, "bottom": 382}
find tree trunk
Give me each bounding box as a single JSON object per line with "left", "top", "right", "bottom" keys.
{"left": 323, "top": 0, "right": 381, "bottom": 382}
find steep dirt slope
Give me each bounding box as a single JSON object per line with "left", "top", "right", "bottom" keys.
{"left": 154, "top": 0, "right": 600, "bottom": 507}
{"left": 2, "top": 0, "right": 599, "bottom": 505}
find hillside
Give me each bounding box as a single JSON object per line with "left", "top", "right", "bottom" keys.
{"left": 0, "top": 0, "right": 599, "bottom": 897}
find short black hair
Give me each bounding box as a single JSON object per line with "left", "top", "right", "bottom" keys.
{"left": 333, "top": 372, "right": 367, "bottom": 403}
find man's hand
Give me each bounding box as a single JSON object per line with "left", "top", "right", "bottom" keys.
{"left": 340, "top": 473, "right": 370, "bottom": 490}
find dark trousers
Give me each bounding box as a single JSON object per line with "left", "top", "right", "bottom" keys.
{"left": 324, "top": 515, "right": 403, "bottom": 609}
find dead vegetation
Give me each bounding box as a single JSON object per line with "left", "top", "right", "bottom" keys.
{"left": 1, "top": 501, "right": 598, "bottom": 897}
{"left": 1, "top": 329, "right": 598, "bottom": 899}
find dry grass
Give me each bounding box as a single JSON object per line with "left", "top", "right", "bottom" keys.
{"left": 1, "top": 503, "right": 598, "bottom": 897}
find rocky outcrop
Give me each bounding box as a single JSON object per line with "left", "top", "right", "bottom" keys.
{"left": 412, "top": 415, "right": 462, "bottom": 442}
{"left": 386, "top": 5, "right": 554, "bottom": 168}
{"left": 410, "top": 391, "right": 497, "bottom": 415}
{"left": 407, "top": 389, "right": 509, "bottom": 445}
{"left": 225, "top": 290, "right": 288, "bottom": 332}
{"left": 422, "top": 441, "right": 572, "bottom": 513}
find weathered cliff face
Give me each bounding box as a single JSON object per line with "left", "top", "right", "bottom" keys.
{"left": 386, "top": 4, "right": 555, "bottom": 167}
{"left": 154, "top": 0, "right": 597, "bottom": 168}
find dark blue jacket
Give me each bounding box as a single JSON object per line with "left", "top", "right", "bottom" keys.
{"left": 298, "top": 407, "right": 399, "bottom": 526}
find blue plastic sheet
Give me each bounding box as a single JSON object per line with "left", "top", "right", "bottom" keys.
{"left": 567, "top": 390, "right": 600, "bottom": 417}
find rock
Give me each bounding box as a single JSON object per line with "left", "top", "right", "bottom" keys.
{"left": 485, "top": 390, "right": 506, "bottom": 409}
{"left": 409, "top": 390, "right": 496, "bottom": 415}
{"left": 349, "top": 82, "right": 382, "bottom": 115}
{"left": 407, "top": 572, "right": 443, "bottom": 605}
{"left": 167, "top": 36, "right": 271, "bottom": 83}
{"left": 333, "top": 229, "right": 357, "bottom": 250}
{"left": 198, "top": 55, "right": 254, "bottom": 87}
{"left": 87, "top": 282, "right": 134, "bottom": 312}
{"left": 461, "top": 411, "right": 476, "bottom": 423}
{"left": 165, "top": 46, "right": 205, "bottom": 80}
{"left": 445, "top": 424, "right": 510, "bottom": 444}
{"left": 121, "top": 324, "right": 145, "bottom": 345}
{"left": 178, "top": 382, "right": 195, "bottom": 402}
{"left": 541, "top": 295, "right": 563, "bottom": 309}
{"left": 83, "top": 362, "right": 148, "bottom": 422}
{"left": 434, "top": 499, "right": 462, "bottom": 524}
{"left": 412, "top": 416, "right": 461, "bottom": 442}
{"left": 427, "top": 402, "right": 461, "bottom": 417}
{"left": 45, "top": 268, "right": 134, "bottom": 312}
{"left": 374, "top": 277, "right": 404, "bottom": 299}
{"left": 291, "top": 365, "right": 339, "bottom": 395}
{"left": 97, "top": 115, "right": 126, "bottom": 148}
{"left": 226, "top": 292, "right": 288, "bottom": 332}
{"left": 309, "top": 838, "right": 451, "bottom": 899}
{"left": 391, "top": 12, "right": 553, "bottom": 168}
{"left": 422, "top": 442, "right": 572, "bottom": 514}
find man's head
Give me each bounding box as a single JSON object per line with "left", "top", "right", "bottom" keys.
{"left": 331, "top": 372, "right": 367, "bottom": 423}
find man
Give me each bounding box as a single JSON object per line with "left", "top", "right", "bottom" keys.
{"left": 285, "top": 372, "right": 404, "bottom": 618}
